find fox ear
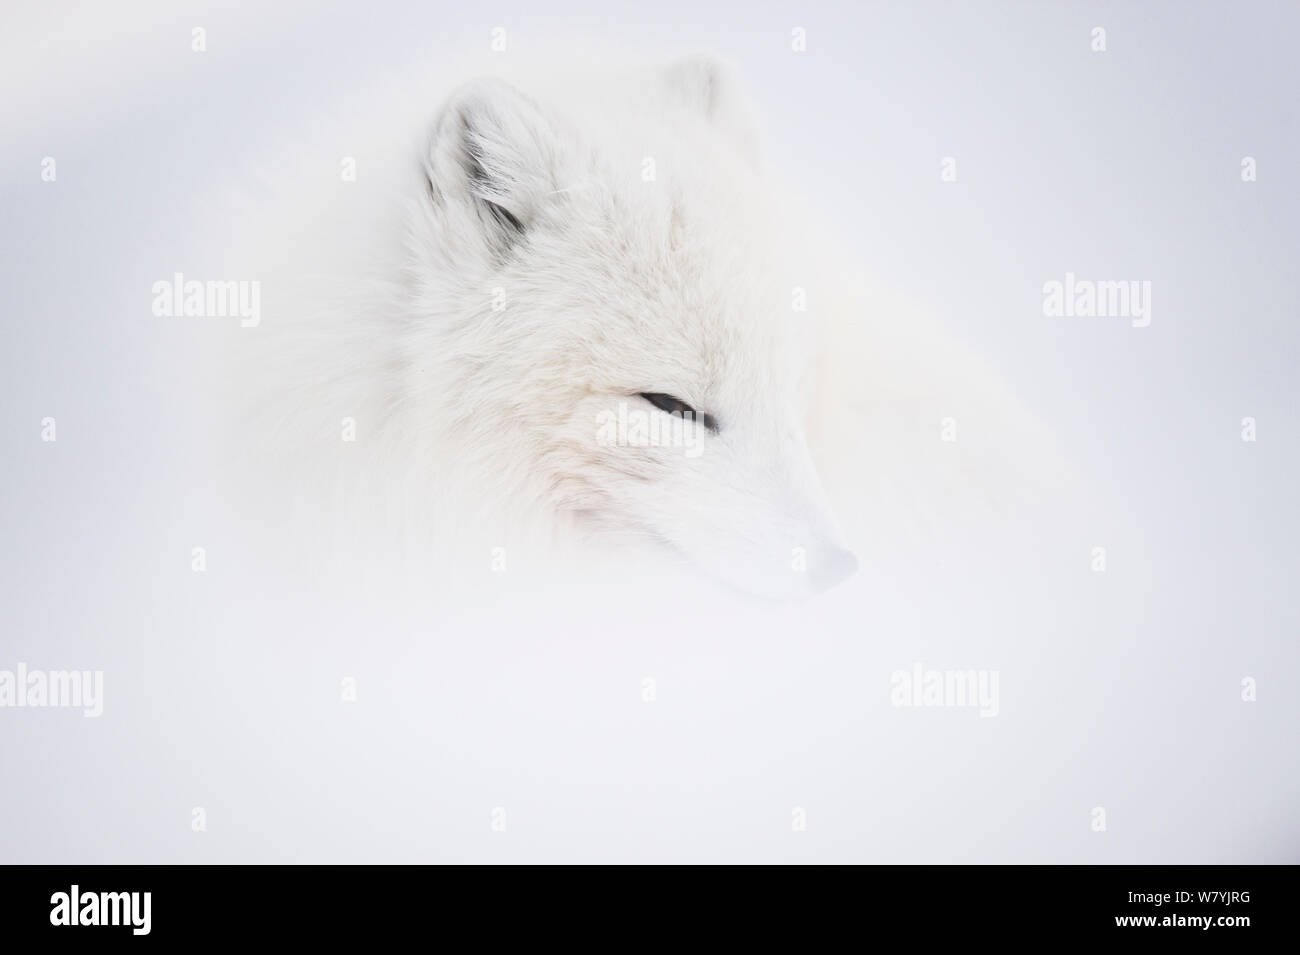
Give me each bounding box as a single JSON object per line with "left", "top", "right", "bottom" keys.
{"left": 424, "top": 79, "right": 561, "bottom": 251}
{"left": 662, "top": 54, "right": 762, "bottom": 157}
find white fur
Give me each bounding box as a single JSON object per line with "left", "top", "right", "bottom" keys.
{"left": 213, "top": 55, "right": 1070, "bottom": 600}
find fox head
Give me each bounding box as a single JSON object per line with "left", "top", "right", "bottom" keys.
{"left": 406, "top": 55, "right": 857, "bottom": 598}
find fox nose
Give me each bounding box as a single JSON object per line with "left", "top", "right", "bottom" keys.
{"left": 809, "top": 547, "right": 859, "bottom": 593}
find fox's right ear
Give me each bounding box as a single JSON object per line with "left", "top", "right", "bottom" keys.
{"left": 423, "top": 79, "right": 564, "bottom": 254}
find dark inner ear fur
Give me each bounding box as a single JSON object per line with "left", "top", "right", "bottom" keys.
{"left": 463, "top": 139, "right": 525, "bottom": 237}
{"left": 424, "top": 110, "right": 528, "bottom": 255}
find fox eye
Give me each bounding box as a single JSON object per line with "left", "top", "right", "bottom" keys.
{"left": 639, "top": 393, "right": 719, "bottom": 433}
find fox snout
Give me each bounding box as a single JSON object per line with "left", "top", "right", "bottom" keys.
{"left": 714, "top": 537, "right": 858, "bottom": 600}
{"left": 807, "top": 545, "right": 859, "bottom": 594}
{"left": 660, "top": 439, "right": 859, "bottom": 599}
{"left": 695, "top": 514, "right": 858, "bottom": 599}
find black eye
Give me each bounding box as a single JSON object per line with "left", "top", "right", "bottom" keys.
{"left": 639, "top": 393, "right": 719, "bottom": 433}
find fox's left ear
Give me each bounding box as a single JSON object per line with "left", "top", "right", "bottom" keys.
{"left": 423, "top": 78, "right": 565, "bottom": 253}
{"left": 661, "top": 54, "right": 763, "bottom": 158}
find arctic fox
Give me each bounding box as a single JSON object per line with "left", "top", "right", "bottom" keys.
{"left": 216, "top": 55, "right": 1066, "bottom": 600}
